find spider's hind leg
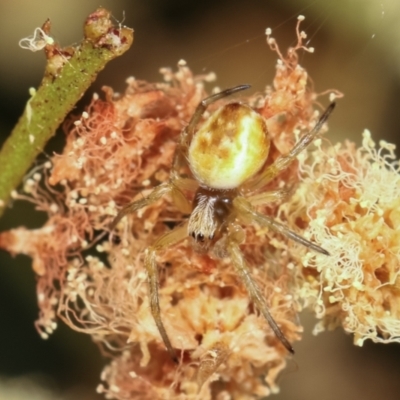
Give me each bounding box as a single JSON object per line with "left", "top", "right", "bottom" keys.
{"left": 109, "top": 177, "right": 194, "bottom": 232}
{"left": 246, "top": 102, "right": 336, "bottom": 192}
{"left": 109, "top": 182, "right": 171, "bottom": 232}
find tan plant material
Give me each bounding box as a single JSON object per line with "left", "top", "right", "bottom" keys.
{"left": 1, "top": 17, "right": 398, "bottom": 400}
{"left": 283, "top": 131, "right": 400, "bottom": 345}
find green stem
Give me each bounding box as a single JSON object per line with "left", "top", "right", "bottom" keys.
{"left": 0, "top": 7, "right": 133, "bottom": 217}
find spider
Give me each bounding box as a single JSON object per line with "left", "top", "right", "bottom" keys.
{"left": 110, "top": 84, "right": 335, "bottom": 363}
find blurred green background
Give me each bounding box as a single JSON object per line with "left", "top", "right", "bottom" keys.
{"left": 1, "top": 1, "right": 400, "bottom": 399}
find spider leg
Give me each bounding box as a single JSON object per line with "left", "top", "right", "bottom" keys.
{"left": 226, "top": 227, "right": 294, "bottom": 354}
{"left": 109, "top": 182, "right": 171, "bottom": 231}
{"left": 110, "top": 177, "right": 195, "bottom": 231}
{"left": 246, "top": 188, "right": 291, "bottom": 206}
{"left": 144, "top": 222, "right": 188, "bottom": 363}
{"left": 172, "top": 84, "right": 251, "bottom": 174}
{"left": 234, "top": 197, "right": 329, "bottom": 255}
{"left": 109, "top": 175, "right": 194, "bottom": 364}
{"left": 170, "top": 178, "right": 198, "bottom": 214}
{"left": 246, "top": 102, "right": 336, "bottom": 192}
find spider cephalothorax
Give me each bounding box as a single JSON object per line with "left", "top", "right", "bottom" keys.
{"left": 110, "top": 84, "right": 335, "bottom": 362}
{"left": 188, "top": 187, "right": 235, "bottom": 253}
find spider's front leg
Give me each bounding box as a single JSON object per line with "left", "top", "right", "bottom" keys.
{"left": 246, "top": 187, "right": 291, "bottom": 206}
{"left": 225, "top": 224, "right": 294, "bottom": 354}
{"left": 234, "top": 196, "right": 329, "bottom": 255}
{"left": 227, "top": 195, "right": 332, "bottom": 352}
{"left": 109, "top": 179, "right": 192, "bottom": 363}
{"left": 144, "top": 222, "right": 188, "bottom": 363}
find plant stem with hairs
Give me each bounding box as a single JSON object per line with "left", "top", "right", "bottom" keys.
{"left": 0, "top": 7, "right": 133, "bottom": 217}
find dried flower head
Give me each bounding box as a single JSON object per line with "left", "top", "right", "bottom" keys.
{"left": 3, "top": 17, "right": 397, "bottom": 400}
{"left": 282, "top": 131, "right": 400, "bottom": 345}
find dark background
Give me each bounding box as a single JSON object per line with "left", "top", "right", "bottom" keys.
{"left": 1, "top": 1, "right": 400, "bottom": 399}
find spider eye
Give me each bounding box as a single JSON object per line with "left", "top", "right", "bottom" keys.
{"left": 189, "top": 231, "right": 206, "bottom": 242}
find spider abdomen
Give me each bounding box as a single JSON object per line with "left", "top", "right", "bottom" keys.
{"left": 188, "top": 103, "right": 270, "bottom": 189}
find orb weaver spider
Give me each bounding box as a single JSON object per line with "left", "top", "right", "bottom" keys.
{"left": 110, "top": 84, "right": 335, "bottom": 363}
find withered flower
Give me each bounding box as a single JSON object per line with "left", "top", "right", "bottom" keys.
{"left": 2, "top": 17, "right": 398, "bottom": 400}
